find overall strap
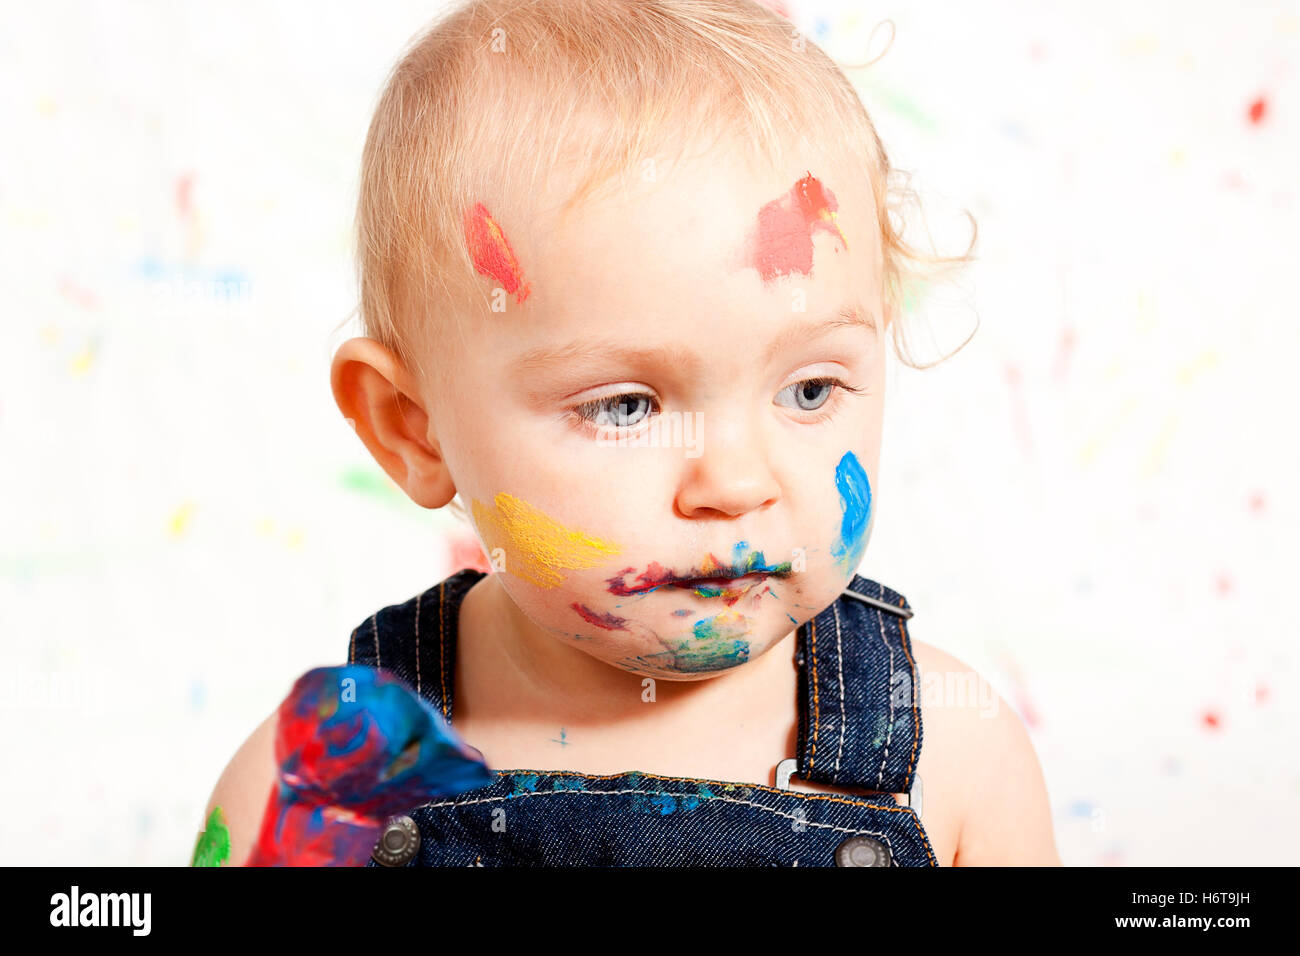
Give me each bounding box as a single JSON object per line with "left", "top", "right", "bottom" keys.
{"left": 346, "top": 567, "right": 485, "bottom": 723}
{"left": 793, "top": 574, "right": 922, "bottom": 795}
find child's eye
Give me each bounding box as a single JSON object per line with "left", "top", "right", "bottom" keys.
{"left": 572, "top": 392, "right": 658, "bottom": 428}
{"left": 774, "top": 377, "right": 853, "bottom": 412}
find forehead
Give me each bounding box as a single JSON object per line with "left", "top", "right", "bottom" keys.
{"left": 519, "top": 150, "right": 883, "bottom": 333}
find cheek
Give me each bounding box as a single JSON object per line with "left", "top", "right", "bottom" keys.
{"left": 463, "top": 419, "right": 673, "bottom": 543}
{"left": 462, "top": 489, "right": 641, "bottom": 633}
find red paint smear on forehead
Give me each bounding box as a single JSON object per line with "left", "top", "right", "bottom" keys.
{"left": 750, "top": 172, "right": 849, "bottom": 283}
{"left": 464, "top": 201, "right": 531, "bottom": 304}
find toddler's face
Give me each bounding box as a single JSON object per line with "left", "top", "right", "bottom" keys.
{"left": 434, "top": 149, "right": 886, "bottom": 680}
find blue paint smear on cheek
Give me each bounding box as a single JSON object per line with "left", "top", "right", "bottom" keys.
{"left": 831, "top": 451, "right": 873, "bottom": 573}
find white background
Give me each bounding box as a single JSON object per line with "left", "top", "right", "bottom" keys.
{"left": 1, "top": 0, "right": 1296, "bottom": 865}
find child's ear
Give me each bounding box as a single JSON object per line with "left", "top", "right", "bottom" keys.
{"left": 330, "top": 337, "right": 456, "bottom": 509}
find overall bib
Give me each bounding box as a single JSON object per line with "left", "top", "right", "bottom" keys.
{"left": 347, "top": 568, "right": 937, "bottom": 867}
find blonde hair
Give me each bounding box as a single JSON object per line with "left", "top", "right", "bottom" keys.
{"left": 349, "top": 0, "right": 977, "bottom": 389}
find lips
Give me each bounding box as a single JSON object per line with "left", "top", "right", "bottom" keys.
{"left": 671, "top": 572, "right": 767, "bottom": 591}
{"left": 606, "top": 554, "right": 792, "bottom": 598}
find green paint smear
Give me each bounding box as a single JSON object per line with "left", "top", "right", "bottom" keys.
{"left": 338, "top": 465, "right": 410, "bottom": 508}
{"left": 854, "top": 76, "right": 937, "bottom": 133}
{"left": 191, "top": 806, "right": 232, "bottom": 867}
{"left": 871, "top": 712, "right": 891, "bottom": 749}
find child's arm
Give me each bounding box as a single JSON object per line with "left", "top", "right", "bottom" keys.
{"left": 952, "top": 691, "right": 1061, "bottom": 866}
{"left": 196, "top": 709, "right": 279, "bottom": 867}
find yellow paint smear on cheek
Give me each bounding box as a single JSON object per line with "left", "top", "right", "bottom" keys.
{"left": 470, "top": 492, "right": 621, "bottom": 588}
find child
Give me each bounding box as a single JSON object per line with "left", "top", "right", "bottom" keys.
{"left": 204, "top": 0, "right": 1060, "bottom": 866}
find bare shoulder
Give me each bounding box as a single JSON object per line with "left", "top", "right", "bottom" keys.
{"left": 199, "top": 708, "right": 279, "bottom": 866}
{"left": 909, "top": 639, "right": 1062, "bottom": 866}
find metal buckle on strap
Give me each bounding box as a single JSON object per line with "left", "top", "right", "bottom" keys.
{"left": 905, "top": 773, "right": 923, "bottom": 819}
{"left": 775, "top": 757, "right": 798, "bottom": 790}
{"left": 840, "top": 586, "right": 914, "bottom": 620}
{"left": 774, "top": 757, "right": 923, "bottom": 819}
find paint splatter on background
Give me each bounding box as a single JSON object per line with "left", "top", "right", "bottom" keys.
{"left": 4, "top": 1, "right": 1297, "bottom": 870}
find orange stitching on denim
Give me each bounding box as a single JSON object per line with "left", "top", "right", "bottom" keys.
{"left": 809, "top": 615, "right": 821, "bottom": 771}
{"left": 349, "top": 625, "right": 356, "bottom": 665}
{"left": 918, "top": 825, "right": 936, "bottom": 866}
{"left": 897, "top": 595, "right": 921, "bottom": 783}
{"left": 414, "top": 590, "right": 422, "bottom": 696}
{"left": 437, "top": 581, "right": 449, "bottom": 719}
{"left": 371, "top": 612, "right": 381, "bottom": 669}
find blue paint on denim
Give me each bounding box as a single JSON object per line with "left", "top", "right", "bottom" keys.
{"left": 511, "top": 774, "right": 540, "bottom": 794}
{"left": 644, "top": 789, "right": 712, "bottom": 815}
{"left": 649, "top": 793, "right": 677, "bottom": 815}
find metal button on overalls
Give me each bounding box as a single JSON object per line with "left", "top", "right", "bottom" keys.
{"left": 371, "top": 815, "right": 420, "bottom": 866}
{"left": 835, "top": 835, "right": 891, "bottom": 867}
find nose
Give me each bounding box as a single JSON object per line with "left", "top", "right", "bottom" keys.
{"left": 673, "top": 412, "right": 781, "bottom": 519}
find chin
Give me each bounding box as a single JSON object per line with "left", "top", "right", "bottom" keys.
{"left": 577, "top": 604, "right": 798, "bottom": 680}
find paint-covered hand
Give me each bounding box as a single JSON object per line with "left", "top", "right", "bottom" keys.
{"left": 246, "top": 664, "right": 493, "bottom": 866}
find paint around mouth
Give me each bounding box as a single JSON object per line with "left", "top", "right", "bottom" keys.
{"left": 606, "top": 548, "right": 794, "bottom": 597}
{"left": 670, "top": 572, "right": 766, "bottom": 592}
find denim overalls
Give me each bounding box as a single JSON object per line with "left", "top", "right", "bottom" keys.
{"left": 347, "top": 567, "right": 937, "bottom": 866}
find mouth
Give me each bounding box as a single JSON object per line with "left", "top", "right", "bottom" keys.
{"left": 670, "top": 572, "right": 768, "bottom": 593}
{"left": 607, "top": 554, "right": 793, "bottom": 597}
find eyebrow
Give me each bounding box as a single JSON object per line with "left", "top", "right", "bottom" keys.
{"left": 512, "top": 304, "right": 877, "bottom": 378}
{"left": 513, "top": 340, "right": 704, "bottom": 377}
{"left": 760, "top": 304, "right": 878, "bottom": 365}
